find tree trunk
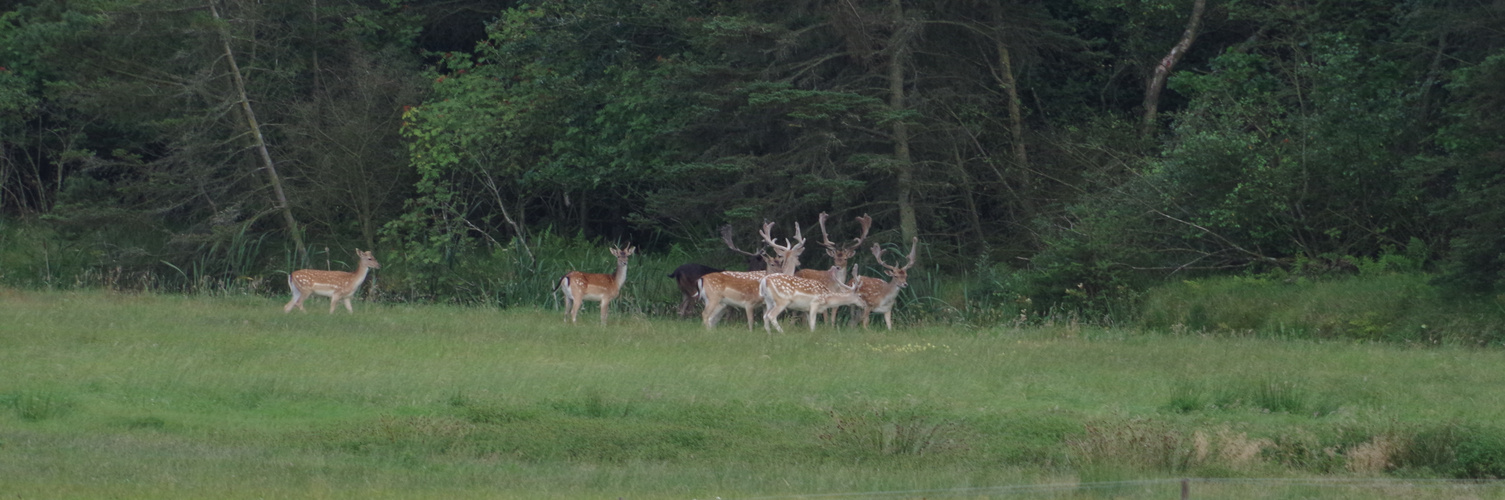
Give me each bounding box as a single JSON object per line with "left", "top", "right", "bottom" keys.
{"left": 951, "top": 144, "right": 985, "bottom": 250}
{"left": 994, "top": 32, "right": 1034, "bottom": 217}
{"left": 889, "top": 0, "right": 918, "bottom": 243}
{"left": 210, "top": 1, "right": 308, "bottom": 264}
{"left": 1141, "top": 0, "right": 1206, "bottom": 139}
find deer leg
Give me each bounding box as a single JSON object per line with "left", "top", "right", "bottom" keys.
{"left": 599, "top": 299, "right": 610, "bottom": 325}
{"left": 744, "top": 305, "right": 756, "bottom": 330}
{"left": 704, "top": 303, "right": 725, "bottom": 329}
{"left": 567, "top": 292, "right": 584, "bottom": 324}
{"left": 284, "top": 280, "right": 303, "bottom": 313}
{"left": 807, "top": 301, "right": 822, "bottom": 331}
{"left": 763, "top": 302, "right": 786, "bottom": 334}
{"left": 884, "top": 311, "right": 893, "bottom": 330}
{"left": 343, "top": 295, "right": 355, "bottom": 313}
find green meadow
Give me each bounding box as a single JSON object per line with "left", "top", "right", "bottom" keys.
{"left": 3, "top": 288, "right": 1505, "bottom": 498}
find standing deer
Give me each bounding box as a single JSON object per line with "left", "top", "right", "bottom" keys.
{"left": 557, "top": 245, "right": 636, "bottom": 324}
{"left": 698, "top": 222, "right": 805, "bottom": 329}
{"left": 668, "top": 224, "right": 769, "bottom": 318}
{"left": 759, "top": 266, "right": 866, "bottom": 333}
{"left": 284, "top": 249, "right": 381, "bottom": 314}
{"left": 852, "top": 238, "right": 919, "bottom": 330}
{"left": 794, "top": 212, "right": 871, "bottom": 324}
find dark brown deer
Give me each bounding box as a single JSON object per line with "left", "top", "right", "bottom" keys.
{"left": 668, "top": 224, "right": 770, "bottom": 318}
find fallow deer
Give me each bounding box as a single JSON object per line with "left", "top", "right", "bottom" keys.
{"left": 794, "top": 212, "right": 871, "bottom": 324}
{"left": 698, "top": 221, "right": 805, "bottom": 329}
{"left": 759, "top": 266, "right": 866, "bottom": 333}
{"left": 852, "top": 238, "right": 919, "bottom": 330}
{"left": 284, "top": 249, "right": 381, "bottom": 314}
{"left": 668, "top": 224, "right": 769, "bottom": 318}
{"left": 557, "top": 245, "right": 636, "bottom": 324}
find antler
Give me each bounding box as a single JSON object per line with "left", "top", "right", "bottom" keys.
{"left": 901, "top": 237, "right": 918, "bottom": 270}
{"left": 721, "top": 224, "right": 766, "bottom": 257}
{"left": 870, "top": 242, "right": 894, "bottom": 270}
{"left": 816, "top": 212, "right": 837, "bottom": 250}
{"left": 870, "top": 237, "right": 918, "bottom": 272}
{"left": 843, "top": 214, "right": 873, "bottom": 252}
{"left": 759, "top": 221, "right": 807, "bottom": 272}
{"left": 760, "top": 220, "right": 801, "bottom": 253}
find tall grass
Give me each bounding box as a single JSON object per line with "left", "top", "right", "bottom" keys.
{"left": 3, "top": 290, "right": 1505, "bottom": 498}
{"left": 8, "top": 216, "right": 1505, "bottom": 340}
{"left": 1139, "top": 273, "right": 1505, "bottom": 345}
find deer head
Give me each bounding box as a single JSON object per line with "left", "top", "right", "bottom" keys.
{"left": 871, "top": 237, "right": 919, "bottom": 287}
{"left": 759, "top": 220, "right": 806, "bottom": 274}
{"left": 815, "top": 212, "right": 872, "bottom": 271}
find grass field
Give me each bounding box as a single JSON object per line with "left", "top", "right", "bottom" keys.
{"left": 3, "top": 288, "right": 1505, "bottom": 498}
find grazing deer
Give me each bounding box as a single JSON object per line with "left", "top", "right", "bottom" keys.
{"left": 759, "top": 266, "right": 866, "bottom": 333}
{"left": 557, "top": 245, "right": 636, "bottom": 324}
{"left": 668, "top": 224, "right": 769, "bottom": 318}
{"left": 698, "top": 221, "right": 805, "bottom": 329}
{"left": 794, "top": 212, "right": 871, "bottom": 324}
{"left": 852, "top": 238, "right": 919, "bottom": 330}
{"left": 284, "top": 249, "right": 381, "bottom": 314}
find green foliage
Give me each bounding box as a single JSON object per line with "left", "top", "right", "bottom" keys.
{"left": 8, "top": 290, "right": 1505, "bottom": 496}
{"left": 1391, "top": 423, "right": 1505, "bottom": 479}
{"left": 1138, "top": 271, "right": 1505, "bottom": 344}
{"left": 818, "top": 402, "right": 966, "bottom": 457}
{"left": 1426, "top": 52, "right": 1505, "bottom": 294}
{"left": 4, "top": 390, "right": 75, "bottom": 421}
{"left": 1162, "top": 377, "right": 1340, "bottom": 416}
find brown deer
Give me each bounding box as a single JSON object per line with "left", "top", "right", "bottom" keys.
{"left": 852, "top": 238, "right": 919, "bottom": 330}
{"left": 794, "top": 212, "right": 871, "bottom": 324}
{"left": 698, "top": 221, "right": 805, "bottom": 329}
{"left": 557, "top": 245, "right": 636, "bottom": 324}
{"left": 284, "top": 249, "right": 381, "bottom": 313}
{"left": 668, "top": 224, "right": 769, "bottom": 318}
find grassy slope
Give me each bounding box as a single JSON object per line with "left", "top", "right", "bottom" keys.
{"left": 1, "top": 289, "right": 1504, "bottom": 498}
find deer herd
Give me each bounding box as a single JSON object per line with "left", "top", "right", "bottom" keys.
{"left": 282, "top": 214, "right": 917, "bottom": 331}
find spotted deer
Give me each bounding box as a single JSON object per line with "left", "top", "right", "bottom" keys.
{"left": 557, "top": 245, "right": 636, "bottom": 324}
{"left": 759, "top": 266, "right": 866, "bottom": 333}
{"left": 852, "top": 238, "right": 918, "bottom": 330}
{"left": 697, "top": 221, "right": 805, "bottom": 329}
{"left": 794, "top": 212, "right": 871, "bottom": 324}
{"left": 284, "top": 249, "right": 381, "bottom": 313}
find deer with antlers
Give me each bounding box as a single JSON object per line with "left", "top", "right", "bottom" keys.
{"left": 556, "top": 245, "right": 636, "bottom": 324}
{"left": 667, "top": 224, "right": 770, "bottom": 318}
{"left": 284, "top": 249, "right": 381, "bottom": 314}
{"left": 794, "top": 212, "right": 871, "bottom": 324}
{"left": 697, "top": 221, "right": 805, "bottom": 330}
{"left": 852, "top": 238, "right": 919, "bottom": 330}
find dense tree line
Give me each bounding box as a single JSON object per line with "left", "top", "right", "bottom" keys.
{"left": 2, "top": 0, "right": 1504, "bottom": 310}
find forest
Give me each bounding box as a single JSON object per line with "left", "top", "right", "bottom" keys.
{"left": 2, "top": 0, "right": 1504, "bottom": 318}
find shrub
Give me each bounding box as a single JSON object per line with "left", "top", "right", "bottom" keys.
{"left": 818, "top": 403, "right": 967, "bottom": 457}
